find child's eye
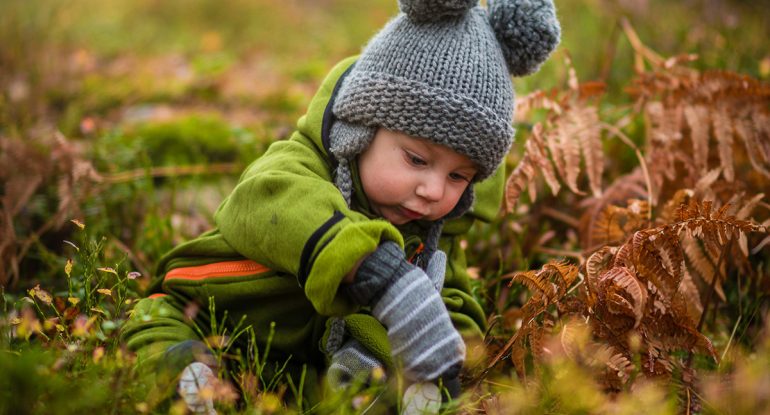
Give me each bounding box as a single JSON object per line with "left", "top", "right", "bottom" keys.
{"left": 405, "top": 151, "right": 427, "bottom": 166}
{"left": 449, "top": 172, "right": 471, "bottom": 182}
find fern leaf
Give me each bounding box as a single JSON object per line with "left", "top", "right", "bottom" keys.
{"left": 505, "top": 123, "right": 560, "bottom": 211}
{"left": 682, "top": 236, "right": 725, "bottom": 301}
{"left": 678, "top": 269, "right": 704, "bottom": 323}
{"left": 654, "top": 228, "right": 685, "bottom": 288}
{"left": 600, "top": 266, "right": 647, "bottom": 328}
{"left": 712, "top": 104, "right": 735, "bottom": 182}
{"left": 613, "top": 242, "right": 634, "bottom": 268}
{"left": 606, "top": 352, "right": 633, "bottom": 384}
{"left": 646, "top": 101, "right": 683, "bottom": 143}
{"left": 510, "top": 269, "right": 555, "bottom": 300}
{"left": 574, "top": 106, "right": 604, "bottom": 196}
{"left": 632, "top": 230, "right": 678, "bottom": 298}
{"left": 755, "top": 111, "right": 770, "bottom": 165}
{"left": 586, "top": 247, "right": 617, "bottom": 291}
{"left": 693, "top": 168, "right": 722, "bottom": 196}
{"left": 543, "top": 261, "right": 579, "bottom": 298}
{"left": 529, "top": 323, "right": 547, "bottom": 361}
{"left": 510, "top": 325, "right": 530, "bottom": 380}
{"left": 554, "top": 113, "right": 583, "bottom": 194}
{"left": 530, "top": 124, "right": 562, "bottom": 196}
{"left": 591, "top": 205, "right": 628, "bottom": 246}
{"left": 545, "top": 125, "right": 568, "bottom": 191}
{"left": 684, "top": 104, "right": 710, "bottom": 174}
{"left": 505, "top": 153, "right": 537, "bottom": 211}
{"left": 735, "top": 112, "right": 770, "bottom": 178}
{"left": 735, "top": 193, "right": 765, "bottom": 220}
{"left": 579, "top": 170, "right": 647, "bottom": 250}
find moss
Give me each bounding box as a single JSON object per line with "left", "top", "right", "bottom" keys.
{"left": 124, "top": 115, "right": 239, "bottom": 166}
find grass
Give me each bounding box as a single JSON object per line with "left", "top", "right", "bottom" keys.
{"left": 1, "top": 0, "right": 769, "bottom": 413}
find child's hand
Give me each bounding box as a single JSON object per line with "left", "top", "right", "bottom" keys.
{"left": 326, "top": 338, "right": 386, "bottom": 391}
{"left": 345, "top": 242, "right": 464, "bottom": 382}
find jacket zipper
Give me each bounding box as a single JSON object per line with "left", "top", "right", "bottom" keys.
{"left": 164, "top": 259, "right": 270, "bottom": 281}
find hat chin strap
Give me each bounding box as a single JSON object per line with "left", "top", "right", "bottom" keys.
{"left": 334, "top": 158, "right": 354, "bottom": 207}
{"left": 419, "top": 185, "right": 475, "bottom": 267}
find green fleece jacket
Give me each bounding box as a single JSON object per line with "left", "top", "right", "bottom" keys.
{"left": 121, "top": 57, "right": 504, "bottom": 399}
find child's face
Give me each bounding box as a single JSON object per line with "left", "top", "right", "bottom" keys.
{"left": 357, "top": 128, "right": 477, "bottom": 225}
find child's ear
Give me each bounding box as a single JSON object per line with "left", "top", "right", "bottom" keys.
{"left": 488, "top": 0, "right": 561, "bottom": 76}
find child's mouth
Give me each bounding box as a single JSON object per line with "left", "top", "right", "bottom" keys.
{"left": 399, "top": 206, "right": 424, "bottom": 220}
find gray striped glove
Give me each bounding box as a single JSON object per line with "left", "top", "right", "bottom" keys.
{"left": 327, "top": 338, "right": 386, "bottom": 390}
{"left": 425, "top": 249, "right": 447, "bottom": 292}
{"left": 346, "top": 242, "right": 464, "bottom": 382}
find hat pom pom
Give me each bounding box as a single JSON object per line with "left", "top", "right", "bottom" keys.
{"left": 488, "top": 0, "right": 561, "bottom": 76}
{"left": 398, "top": 0, "right": 478, "bottom": 23}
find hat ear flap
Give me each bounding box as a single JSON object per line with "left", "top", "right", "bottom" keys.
{"left": 488, "top": 0, "right": 561, "bottom": 76}
{"left": 398, "top": 0, "right": 478, "bottom": 23}
{"left": 329, "top": 120, "right": 377, "bottom": 161}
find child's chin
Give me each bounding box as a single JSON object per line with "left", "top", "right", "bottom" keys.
{"left": 383, "top": 213, "right": 412, "bottom": 226}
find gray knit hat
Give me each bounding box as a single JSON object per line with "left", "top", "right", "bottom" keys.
{"left": 329, "top": 0, "right": 560, "bottom": 259}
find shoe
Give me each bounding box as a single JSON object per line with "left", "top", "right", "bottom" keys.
{"left": 401, "top": 382, "right": 441, "bottom": 415}
{"left": 178, "top": 362, "right": 217, "bottom": 415}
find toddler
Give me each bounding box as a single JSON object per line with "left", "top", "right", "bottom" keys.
{"left": 122, "top": 0, "right": 560, "bottom": 413}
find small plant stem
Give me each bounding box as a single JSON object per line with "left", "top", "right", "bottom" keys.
{"left": 540, "top": 206, "right": 580, "bottom": 228}
{"left": 697, "top": 237, "right": 731, "bottom": 332}
{"left": 719, "top": 315, "right": 742, "bottom": 367}
{"left": 108, "top": 237, "right": 150, "bottom": 282}
{"left": 532, "top": 246, "right": 583, "bottom": 261}
{"left": 619, "top": 17, "right": 664, "bottom": 70}
{"left": 601, "top": 122, "right": 654, "bottom": 219}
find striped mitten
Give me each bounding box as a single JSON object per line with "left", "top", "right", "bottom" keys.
{"left": 346, "top": 242, "right": 464, "bottom": 382}
{"left": 327, "top": 338, "right": 386, "bottom": 390}
{"left": 425, "top": 249, "right": 447, "bottom": 292}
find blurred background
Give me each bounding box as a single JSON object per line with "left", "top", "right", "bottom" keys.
{"left": 1, "top": 2, "right": 768, "bottom": 413}
{"left": 1, "top": 0, "right": 768, "bottom": 287}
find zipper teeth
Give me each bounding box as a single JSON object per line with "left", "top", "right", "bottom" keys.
{"left": 166, "top": 260, "right": 268, "bottom": 279}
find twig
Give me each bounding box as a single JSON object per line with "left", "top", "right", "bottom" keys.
{"left": 541, "top": 206, "right": 581, "bottom": 228}
{"left": 697, "top": 237, "right": 732, "bottom": 332}
{"left": 601, "top": 122, "right": 654, "bottom": 219}
{"left": 102, "top": 163, "right": 242, "bottom": 184}
{"left": 619, "top": 17, "right": 664, "bottom": 70}
{"left": 532, "top": 246, "right": 584, "bottom": 261}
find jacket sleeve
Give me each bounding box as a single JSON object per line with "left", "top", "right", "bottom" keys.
{"left": 213, "top": 133, "right": 403, "bottom": 317}
{"left": 121, "top": 295, "right": 202, "bottom": 371}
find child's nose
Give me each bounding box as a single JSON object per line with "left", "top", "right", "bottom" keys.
{"left": 416, "top": 174, "right": 445, "bottom": 202}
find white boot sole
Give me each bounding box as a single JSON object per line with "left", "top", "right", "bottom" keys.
{"left": 178, "top": 362, "right": 217, "bottom": 415}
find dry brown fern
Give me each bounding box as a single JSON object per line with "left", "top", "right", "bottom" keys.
{"left": 506, "top": 57, "right": 606, "bottom": 211}
{"left": 506, "top": 45, "right": 770, "bottom": 213}
{"left": 493, "top": 200, "right": 765, "bottom": 390}
{"left": 630, "top": 67, "right": 770, "bottom": 198}
{"left": 0, "top": 132, "right": 102, "bottom": 287}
